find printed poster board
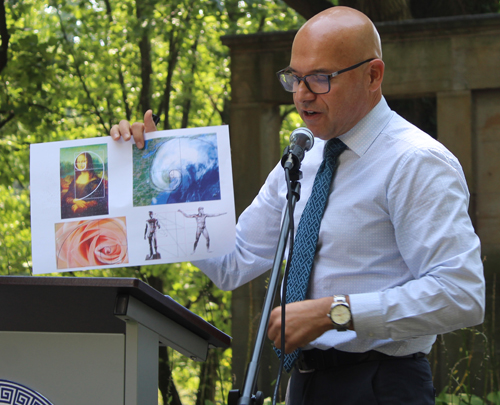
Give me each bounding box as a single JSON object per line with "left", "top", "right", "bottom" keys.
{"left": 30, "top": 125, "right": 235, "bottom": 275}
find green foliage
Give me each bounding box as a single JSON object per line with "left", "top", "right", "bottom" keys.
{"left": 279, "top": 105, "right": 303, "bottom": 152}
{"left": 1, "top": 0, "right": 304, "bottom": 274}
{"left": 1, "top": 1, "right": 304, "bottom": 403}
{"left": 0, "top": 185, "right": 31, "bottom": 274}
{"left": 436, "top": 389, "right": 500, "bottom": 405}
{"left": 430, "top": 321, "right": 500, "bottom": 405}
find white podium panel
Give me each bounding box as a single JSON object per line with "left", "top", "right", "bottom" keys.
{"left": 0, "top": 332, "right": 124, "bottom": 405}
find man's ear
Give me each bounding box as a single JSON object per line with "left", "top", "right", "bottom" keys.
{"left": 368, "top": 59, "right": 385, "bottom": 92}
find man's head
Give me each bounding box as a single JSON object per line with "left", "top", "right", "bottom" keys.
{"left": 149, "top": 211, "right": 153, "bottom": 218}
{"left": 288, "top": 6, "right": 384, "bottom": 140}
{"left": 198, "top": 207, "right": 204, "bottom": 214}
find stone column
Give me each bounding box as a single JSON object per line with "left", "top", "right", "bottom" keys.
{"left": 229, "top": 102, "right": 284, "bottom": 398}
{"left": 474, "top": 90, "right": 500, "bottom": 259}
{"left": 437, "top": 90, "right": 475, "bottom": 219}
{"left": 222, "top": 32, "right": 295, "bottom": 399}
{"left": 473, "top": 92, "right": 500, "bottom": 392}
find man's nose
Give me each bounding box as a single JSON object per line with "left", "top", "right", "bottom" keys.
{"left": 294, "top": 80, "right": 316, "bottom": 103}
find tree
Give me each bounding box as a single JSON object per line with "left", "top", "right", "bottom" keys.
{"left": 0, "top": 1, "right": 303, "bottom": 403}
{"left": 0, "top": 0, "right": 10, "bottom": 75}
{"left": 282, "top": 0, "right": 500, "bottom": 21}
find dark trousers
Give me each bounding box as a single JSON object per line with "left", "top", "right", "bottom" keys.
{"left": 288, "top": 349, "right": 435, "bottom": 405}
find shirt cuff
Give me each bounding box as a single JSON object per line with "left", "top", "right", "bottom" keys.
{"left": 349, "top": 291, "right": 388, "bottom": 339}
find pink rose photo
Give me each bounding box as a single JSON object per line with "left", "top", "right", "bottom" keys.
{"left": 55, "top": 217, "right": 129, "bottom": 269}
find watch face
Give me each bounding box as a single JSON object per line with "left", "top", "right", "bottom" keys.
{"left": 330, "top": 304, "right": 351, "bottom": 325}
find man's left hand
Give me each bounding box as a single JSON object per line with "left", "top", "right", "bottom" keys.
{"left": 267, "top": 297, "right": 334, "bottom": 354}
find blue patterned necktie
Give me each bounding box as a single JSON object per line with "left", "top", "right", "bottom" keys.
{"left": 276, "top": 137, "right": 347, "bottom": 372}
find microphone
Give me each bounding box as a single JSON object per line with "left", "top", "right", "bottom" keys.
{"left": 281, "top": 127, "right": 315, "bottom": 172}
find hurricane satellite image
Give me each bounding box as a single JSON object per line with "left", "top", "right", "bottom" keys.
{"left": 132, "top": 133, "right": 221, "bottom": 207}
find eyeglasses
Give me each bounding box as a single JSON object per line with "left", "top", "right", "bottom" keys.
{"left": 276, "top": 58, "right": 375, "bottom": 95}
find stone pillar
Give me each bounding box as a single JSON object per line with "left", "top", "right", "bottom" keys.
{"left": 432, "top": 89, "right": 500, "bottom": 394}
{"left": 229, "top": 102, "right": 285, "bottom": 398}
{"left": 437, "top": 90, "right": 475, "bottom": 222}
{"left": 230, "top": 103, "right": 282, "bottom": 214}
{"left": 474, "top": 92, "right": 500, "bottom": 395}
{"left": 474, "top": 90, "right": 500, "bottom": 264}
{"left": 222, "top": 32, "right": 294, "bottom": 399}
{"left": 432, "top": 90, "right": 474, "bottom": 391}
{"left": 473, "top": 90, "right": 500, "bottom": 394}
{"left": 437, "top": 90, "right": 473, "bottom": 189}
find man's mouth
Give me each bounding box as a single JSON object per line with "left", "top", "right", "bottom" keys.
{"left": 304, "top": 110, "right": 319, "bottom": 116}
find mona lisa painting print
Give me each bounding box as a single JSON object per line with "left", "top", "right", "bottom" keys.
{"left": 60, "top": 144, "right": 109, "bottom": 219}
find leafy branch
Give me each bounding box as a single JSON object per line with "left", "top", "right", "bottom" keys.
{"left": 55, "top": 5, "right": 110, "bottom": 134}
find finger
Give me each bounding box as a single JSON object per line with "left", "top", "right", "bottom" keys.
{"left": 143, "top": 109, "right": 158, "bottom": 133}
{"left": 267, "top": 307, "right": 281, "bottom": 342}
{"left": 131, "top": 122, "right": 146, "bottom": 149}
{"left": 117, "top": 120, "right": 133, "bottom": 142}
{"left": 269, "top": 328, "right": 282, "bottom": 350}
{"left": 110, "top": 124, "right": 122, "bottom": 140}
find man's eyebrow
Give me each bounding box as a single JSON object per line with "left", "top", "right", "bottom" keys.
{"left": 286, "top": 67, "right": 332, "bottom": 75}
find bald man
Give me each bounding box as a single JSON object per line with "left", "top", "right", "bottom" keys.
{"left": 111, "top": 7, "right": 484, "bottom": 404}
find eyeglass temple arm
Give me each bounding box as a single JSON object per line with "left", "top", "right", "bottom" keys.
{"left": 332, "top": 58, "right": 375, "bottom": 77}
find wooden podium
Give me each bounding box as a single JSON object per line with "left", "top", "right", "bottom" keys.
{"left": 0, "top": 276, "right": 231, "bottom": 405}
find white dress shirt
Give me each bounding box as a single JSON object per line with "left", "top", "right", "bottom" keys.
{"left": 193, "top": 97, "right": 485, "bottom": 356}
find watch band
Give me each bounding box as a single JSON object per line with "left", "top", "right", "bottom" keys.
{"left": 333, "top": 295, "right": 347, "bottom": 305}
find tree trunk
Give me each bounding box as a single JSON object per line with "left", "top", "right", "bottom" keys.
{"left": 159, "top": 346, "right": 183, "bottom": 405}
{"left": 339, "top": 0, "right": 412, "bottom": 21}
{"left": 136, "top": 1, "right": 154, "bottom": 114}
{"left": 148, "top": 275, "right": 183, "bottom": 405}
{"left": 410, "top": 0, "right": 500, "bottom": 19}
{"left": 103, "top": 0, "right": 132, "bottom": 121}
{"left": 181, "top": 37, "right": 200, "bottom": 129}
{"left": 161, "top": 27, "right": 180, "bottom": 130}
{"left": 282, "top": 0, "right": 413, "bottom": 21}
{"left": 283, "top": 0, "right": 499, "bottom": 22}
{"left": 195, "top": 349, "right": 218, "bottom": 405}
{"left": 0, "top": 0, "right": 10, "bottom": 74}
{"left": 282, "top": 0, "right": 333, "bottom": 20}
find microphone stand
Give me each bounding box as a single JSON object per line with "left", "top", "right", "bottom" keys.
{"left": 228, "top": 167, "right": 302, "bottom": 405}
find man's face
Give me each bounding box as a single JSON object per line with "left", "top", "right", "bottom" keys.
{"left": 290, "top": 34, "right": 370, "bottom": 140}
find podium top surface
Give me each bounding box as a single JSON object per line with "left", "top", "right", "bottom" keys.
{"left": 0, "top": 276, "right": 230, "bottom": 349}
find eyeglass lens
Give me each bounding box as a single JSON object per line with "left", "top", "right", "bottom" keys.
{"left": 279, "top": 73, "right": 330, "bottom": 94}
{"left": 278, "top": 58, "right": 375, "bottom": 94}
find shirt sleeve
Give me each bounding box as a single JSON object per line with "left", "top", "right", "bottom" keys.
{"left": 350, "top": 146, "right": 485, "bottom": 340}
{"left": 192, "top": 163, "right": 286, "bottom": 290}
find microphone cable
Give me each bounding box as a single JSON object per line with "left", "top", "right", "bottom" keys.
{"left": 272, "top": 166, "right": 296, "bottom": 405}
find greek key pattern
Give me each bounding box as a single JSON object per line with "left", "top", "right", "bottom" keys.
{"left": 0, "top": 380, "right": 54, "bottom": 405}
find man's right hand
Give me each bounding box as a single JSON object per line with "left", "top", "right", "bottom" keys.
{"left": 109, "top": 109, "right": 158, "bottom": 150}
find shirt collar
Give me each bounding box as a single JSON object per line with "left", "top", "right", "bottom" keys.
{"left": 337, "top": 97, "right": 393, "bottom": 157}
